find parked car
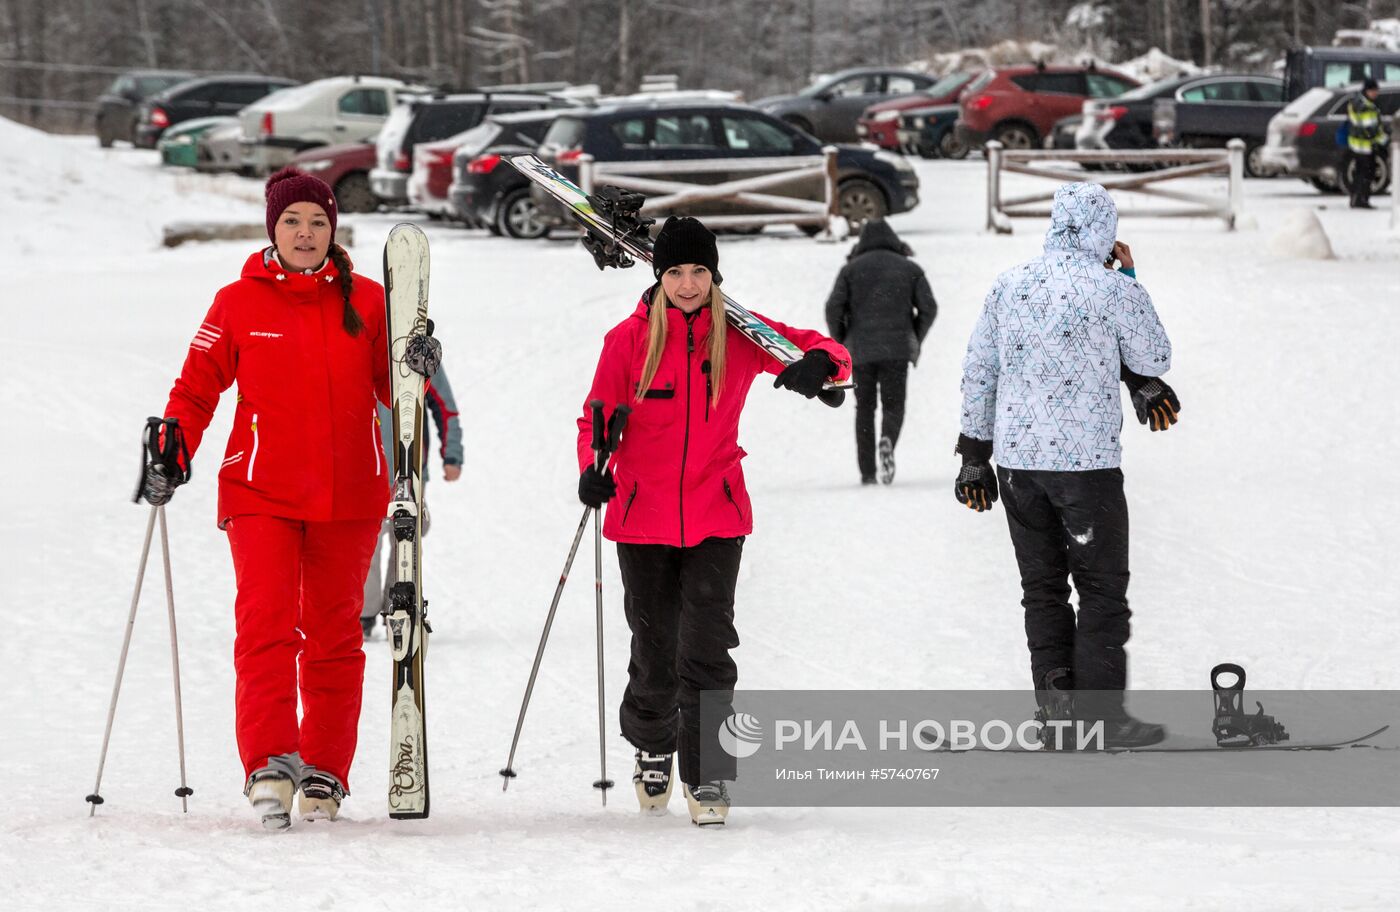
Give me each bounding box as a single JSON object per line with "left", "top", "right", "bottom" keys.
{"left": 158, "top": 116, "right": 237, "bottom": 168}
{"left": 1075, "top": 74, "right": 1284, "bottom": 177}
{"left": 897, "top": 103, "right": 969, "bottom": 158}
{"left": 448, "top": 109, "right": 566, "bottom": 237}
{"left": 531, "top": 101, "right": 920, "bottom": 231}
{"left": 1283, "top": 46, "right": 1400, "bottom": 100}
{"left": 858, "top": 70, "right": 979, "bottom": 150}
{"left": 195, "top": 119, "right": 247, "bottom": 173}
{"left": 954, "top": 65, "right": 1140, "bottom": 150}
{"left": 238, "top": 76, "right": 420, "bottom": 175}
{"left": 135, "top": 75, "right": 297, "bottom": 148}
{"left": 371, "top": 92, "right": 564, "bottom": 206}
{"left": 95, "top": 69, "right": 193, "bottom": 147}
{"left": 289, "top": 142, "right": 379, "bottom": 212}
{"left": 756, "top": 68, "right": 938, "bottom": 143}
{"left": 1261, "top": 81, "right": 1398, "bottom": 195}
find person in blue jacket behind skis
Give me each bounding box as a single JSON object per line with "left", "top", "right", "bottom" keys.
{"left": 954, "top": 181, "right": 1180, "bottom": 749}
{"left": 361, "top": 367, "right": 463, "bottom": 639}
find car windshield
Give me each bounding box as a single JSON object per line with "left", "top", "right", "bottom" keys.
{"left": 963, "top": 70, "right": 995, "bottom": 95}
{"left": 1114, "top": 77, "right": 1187, "bottom": 102}
{"left": 923, "top": 71, "right": 971, "bottom": 97}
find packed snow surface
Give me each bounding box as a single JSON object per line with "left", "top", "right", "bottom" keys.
{"left": 2, "top": 120, "right": 1399, "bottom": 911}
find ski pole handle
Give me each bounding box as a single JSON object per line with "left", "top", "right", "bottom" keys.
{"left": 605, "top": 405, "right": 631, "bottom": 455}
{"left": 588, "top": 399, "right": 605, "bottom": 460}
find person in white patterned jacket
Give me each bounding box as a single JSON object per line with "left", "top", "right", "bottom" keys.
{"left": 955, "top": 181, "right": 1180, "bottom": 750}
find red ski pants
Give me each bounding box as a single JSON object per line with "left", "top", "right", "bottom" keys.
{"left": 225, "top": 514, "right": 380, "bottom": 788}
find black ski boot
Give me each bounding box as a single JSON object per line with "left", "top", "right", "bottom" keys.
{"left": 1033, "top": 667, "right": 1075, "bottom": 749}
{"left": 1099, "top": 715, "right": 1168, "bottom": 749}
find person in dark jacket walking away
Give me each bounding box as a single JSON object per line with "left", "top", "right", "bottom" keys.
{"left": 576, "top": 216, "right": 851, "bottom": 826}
{"left": 1346, "top": 78, "right": 1389, "bottom": 209}
{"left": 139, "top": 167, "right": 440, "bottom": 829}
{"left": 825, "top": 219, "right": 936, "bottom": 485}
{"left": 955, "top": 182, "right": 1180, "bottom": 750}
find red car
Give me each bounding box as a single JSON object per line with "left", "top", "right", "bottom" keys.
{"left": 288, "top": 142, "right": 378, "bottom": 213}
{"left": 407, "top": 134, "right": 464, "bottom": 219}
{"left": 857, "top": 70, "right": 980, "bottom": 150}
{"left": 954, "top": 65, "right": 1139, "bottom": 150}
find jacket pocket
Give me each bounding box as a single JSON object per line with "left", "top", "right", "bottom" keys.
{"left": 722, "top": 478, "right": 745, "bottom": 523}
{"left": 620, "top": 481, "right": 639, "bottom": 528}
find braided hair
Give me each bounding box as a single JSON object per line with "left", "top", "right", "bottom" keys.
{"left": 327, "top": 243, "right": 364, "bottom": 337}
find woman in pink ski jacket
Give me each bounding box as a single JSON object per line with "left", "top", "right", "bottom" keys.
{"left": 574, "top": 216, "right": 850, "bottom": 825}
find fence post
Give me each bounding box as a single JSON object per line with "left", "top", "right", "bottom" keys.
{"left": 985, "top": 141, "right": 1004, "bottom": 233}
{"left": 578, "top": 154, "right": 595, "bottom": 196}
{"left": 1391, "top": 113, "right": 1399, "bottom": 233}
{"left": 1226, "top": 138, "right": 1245, "bottom": 231}
{"left": 822, "top": 145, "right": 839, "bottom": 238}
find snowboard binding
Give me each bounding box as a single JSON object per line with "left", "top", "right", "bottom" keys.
{"left": 1211, "top": 663, "right": 1289, "bottom": 747}
{"left": 582, "top": 185, "right": 654, "bottom": 271}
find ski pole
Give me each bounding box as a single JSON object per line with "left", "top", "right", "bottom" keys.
{"left": 591, "top": 405, "right": 629, "bottom": 805}
{"left": 158, "top": 506, "right": 194, "bottom": 812}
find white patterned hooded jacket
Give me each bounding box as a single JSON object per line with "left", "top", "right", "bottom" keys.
{"left": 959, "top": 182, "right": 1171, "bottom": 471}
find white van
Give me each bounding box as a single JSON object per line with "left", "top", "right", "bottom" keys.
{"left": 239, "top": 75, "right": 422, "bottom": 175}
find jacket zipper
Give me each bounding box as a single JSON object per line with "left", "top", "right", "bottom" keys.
{"left": 723, "top": 478, "right": 744, "bottom": 522}
{"left": 371, "top": 410, "right": 383, "bottom": 476}
{"left": 621, "top": 481, "right": 639, "bottom": 527}
{"left": 678, "top": 314, "right": 696, "bottom": 547}
{"left": 247, "top": 413, "right": 260, "bottom": 483}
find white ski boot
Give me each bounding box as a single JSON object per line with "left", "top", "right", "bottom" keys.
{"left": 684, "top": 780, "right": 730, "bottom": 827}
{"left": 247, "top": 771, "right": 294, "bottom": 831}
{"left": 298, "top": 772, "right": 345, "bottom": 821}
{"left": 633, "top": 750, "right": 675, "bottom": 813}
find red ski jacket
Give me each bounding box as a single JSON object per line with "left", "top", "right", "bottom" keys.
{"left": 577, "top": 291, "right": 851, "bottom": 547}
{"left": 164, "top": 250, "right": 392, "bottom": 526}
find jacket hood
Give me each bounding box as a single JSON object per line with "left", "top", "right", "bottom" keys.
{"left": 849, "top": 219, "right": 911, "bottom": 259}
{"left": 1043, "top": 182, "right": 1117, "bottom": 261}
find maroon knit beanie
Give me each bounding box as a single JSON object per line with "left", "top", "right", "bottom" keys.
{"left": 264, "top": 167, "right": 338, "bottom": 242}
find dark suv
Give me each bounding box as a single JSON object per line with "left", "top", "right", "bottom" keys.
{"left": 370, "top": 92, "right": 567, "bottom": 205}
{"left": 532, "top": 102, "right": 920, "bottom": 231}
{"left": 135, "top": 75, "right": 297, "bottom": 148}
{"left": 1262, "top": 82, "right": 1398, "bottom": 195}
{"left": 756, "top": 68, "right": 938, "bottom": 143}
{"left": 95, "top": 70, "right": 193, "bottom": 147}
{"left": 448, "top": 109, "right": 566, "bottom": 237}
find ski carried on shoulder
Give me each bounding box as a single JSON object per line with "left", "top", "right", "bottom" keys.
{"left": 507, "top": 154, "right": 852, "bottom": 392}
{"left": 383, "top": 223, "right": 431, "bottom": 819}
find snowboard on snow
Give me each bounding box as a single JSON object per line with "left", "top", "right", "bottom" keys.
{"left": 934, "top": 724, "right": 1391, "bottom": 755}
{"left": 507, "top": 153, "right": 853, "bottom": 391}
{"left": 383, "top": 223, "right": 431, "bottom": 819}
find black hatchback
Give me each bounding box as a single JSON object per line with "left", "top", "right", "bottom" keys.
{"left": 95, "top": 70, "right": 194, "bottom": 147}
{"left": 136, "top": 75, "right": 297, "bottom": 148}
{"left": 532, "top": 101, "right": 920, "bottom": 231}
{"left": 448, "top": 110, "right": 566, "bottom": 237}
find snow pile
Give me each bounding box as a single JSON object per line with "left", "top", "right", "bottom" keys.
{"left": 1116, "top": 47, "right": 1204, "bottom": 83}
{"left": 1268, "top": 208, "right": 1336, "bottom": 260}
{"left": 0, "top": 115, "right": 262, "bottom": 260}
{"left": 1334, "top": 18, "right": 1400, "bottom": 52}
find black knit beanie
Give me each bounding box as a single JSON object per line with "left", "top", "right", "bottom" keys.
{"left": 652, "top": 216, "right": 722, "bottom": 285}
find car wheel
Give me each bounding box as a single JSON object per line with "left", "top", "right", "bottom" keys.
{"left": 1243, "top": 142, "right": 1276, "bottom": 179}
{"left": 838, "top": 179, "right": 887, "bottom": 230}
{"left": 1308, "top": 175, "right": 1341, "bottom": 194}
{"left": 938, "top": 129, "right": 969, "bottom": 160}
{"left": 499, "top": 188, "right": 548, "bottom": 239}
{"left": 1340, "top": 156, "right": 1389, "bottom": 195}
{"left": 993, "top": 123, "right": 1038, "bottom": 150}
{"left": 334, "top": 173, "right": 377, "bottom": 214}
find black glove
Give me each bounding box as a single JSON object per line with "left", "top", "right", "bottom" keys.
{"left": 773, "top": 350, "right": 837, "bottom": 399}
{"left": 135, "top": 416, "right": 190, "bottom": 506}
{"left": 140, "top": 464, "right": 181, "bottom": 506}
{"left": 406, "top": 319, "right": 442, "bottom": 379}
{"left": 953, "top": 434, "right": 998, "bottom": 512}
{"left": 578, "top": 465, "right": 616, "bottom": 509}
{"left": 1121, "top": 365, "right": 1180, "bottom": 432}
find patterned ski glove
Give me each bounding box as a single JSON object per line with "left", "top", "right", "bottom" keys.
{"left": 954, "top": 434, "right": 998, "bottom": 512}
{"left": 140, "top": 464, "right": 182, "bottom": 506}
{"left": 774, "top": 350, "right": 837, "bottom": 399}
{"left": 1121, "top": 365, "right": 1180, "bottom": 431}
{"left": 135, "top": 416, "right": 190, "bottom": 506}
{"left": 578, "top": 465, "right": 617, "bottom": 509}
{"left": 405, "top": 319, "right": 442, "bottom": 379}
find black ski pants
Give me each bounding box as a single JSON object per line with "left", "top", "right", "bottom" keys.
{"left": 616, "top": 535, "right": 743, "bottom": 786}
{"left": 998, "top": 467, "right": 1131, "bottom": 713}
{"left": 853, "top": 359, "right": 908, "bottom": 481}
{"left": 1349, "top": 151, "right": 1376, "bottom": 207}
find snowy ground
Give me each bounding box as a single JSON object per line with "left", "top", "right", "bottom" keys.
{"left": 3, "top": 121, "right": 1399, "bottom": 910}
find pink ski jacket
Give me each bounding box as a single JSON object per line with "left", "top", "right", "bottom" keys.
{"left": 577, "top": 290, "right": 851, "bottom": 547}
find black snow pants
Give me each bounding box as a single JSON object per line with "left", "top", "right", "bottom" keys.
{"left": 853, "top": 359, "right": 909, "bottom": 481}
{"left": 998, "top": 466, "right": 1131, "bottom": 716}
{"left": 1349, "top": 151, "right": 1376, "bottom": 207}
{"left": 616, "top": 535, "right": 743, "bottom": 786}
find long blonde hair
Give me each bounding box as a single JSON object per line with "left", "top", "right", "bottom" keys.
{"left": 636, "top": 285, "right": 727, "bottom": 407}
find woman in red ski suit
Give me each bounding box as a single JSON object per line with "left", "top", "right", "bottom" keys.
{"left": 575, "top": 216, "right": 850, "bottom": 823}
{"left": 141, "top": 168, "right": 438, "bottom": 827}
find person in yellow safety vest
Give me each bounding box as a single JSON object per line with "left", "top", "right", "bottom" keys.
{"left": 1346, "top": 78, "right": 1389, "bottom": 209}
